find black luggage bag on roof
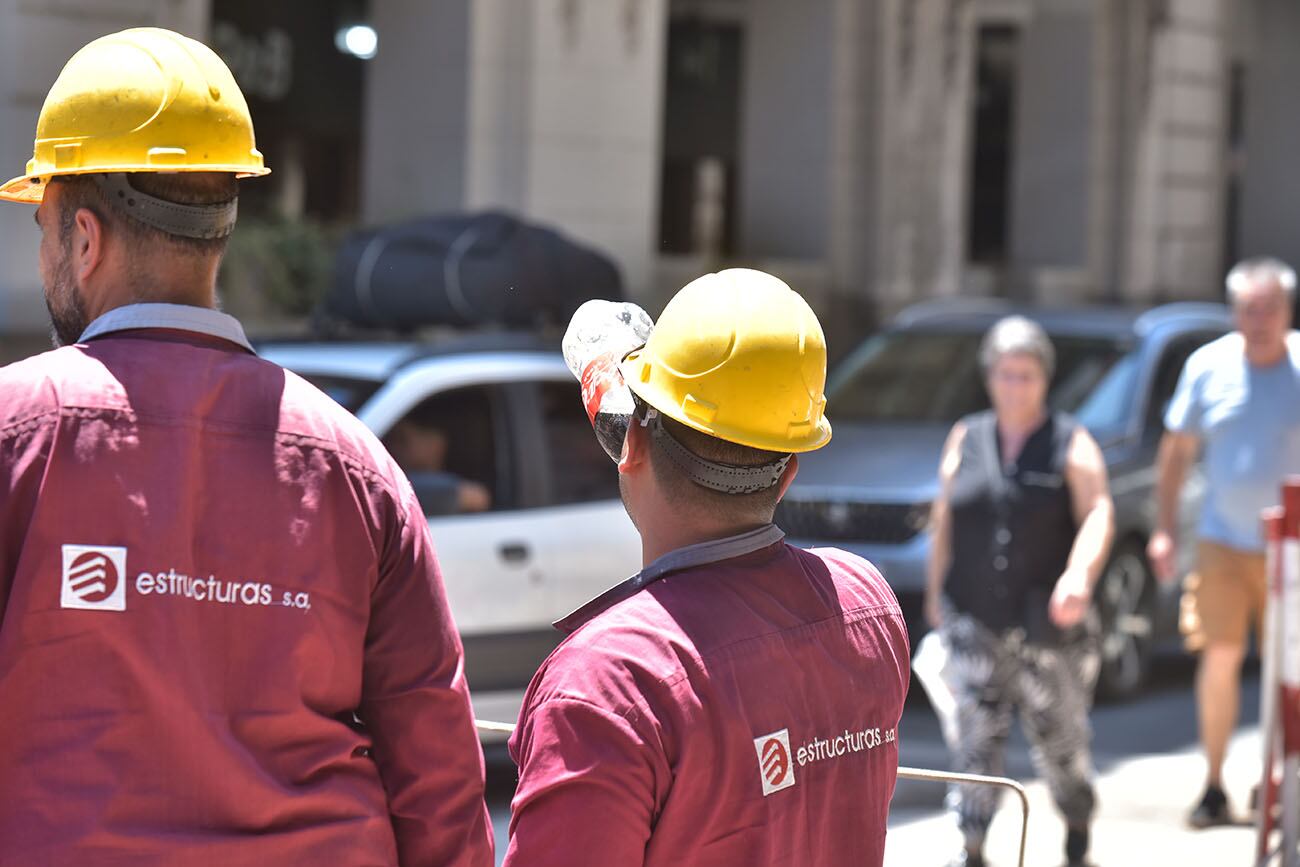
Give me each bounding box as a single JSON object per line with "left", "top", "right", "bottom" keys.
{"left": 323, "top": 211, "right": 623, "bottom": 331}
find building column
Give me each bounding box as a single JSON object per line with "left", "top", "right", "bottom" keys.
{"left": 1088, "top": 0, "right": 1126, "bottom": 301}
{"left": 1121, "top": 0, "right": 1230, "bottom": 302}
{"left": 1008, "top": 0, "right": 1093, "bottom": 304}
{"left": 363, "top": 0, "right": 666, "bottom": 299}
{"left": 871, "top": 0, "right": 975, "bottom": 313}
{"left": 826, "top": 0, "right": 879, "bottom": 312}
{"left": 1235, "top": 0, "right": 1300, "bottom": 273}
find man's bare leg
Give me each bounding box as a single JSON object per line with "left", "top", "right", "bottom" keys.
{"left": 1190, "top": 641, "right": 1245, "bottom": 827}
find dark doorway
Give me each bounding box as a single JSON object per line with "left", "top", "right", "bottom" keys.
{"left": 1223, "top": 60, "right": 1246, "bottom": 275}
{"left": 967, "top": 24, "right": 1021, "bottom": 266}
{"left": 658, "top": 17, "right": 744, "bottom": 256}
{"left": 209, "top": 0, "right": 367, "bottom": 222}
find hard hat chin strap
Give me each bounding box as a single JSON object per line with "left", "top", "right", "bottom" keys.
{"left": 92, "top": 173, "right": 237, "bottom": 240}
{"left": 642, "top": 408, "right": 790, "bottom": 495}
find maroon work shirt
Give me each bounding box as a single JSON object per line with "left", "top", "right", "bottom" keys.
{"left": 0, "top": 309, "right": 492, "bottom": 865}
{"left": 506, "top": 525, "right": 911, "bottom": 866}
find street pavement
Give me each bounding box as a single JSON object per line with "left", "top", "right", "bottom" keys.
{"left": 886, "top": 670, "right": 1262, "bottom": 866}
{"left": 484, "top": 657, "right": 1266, "bottom": 866}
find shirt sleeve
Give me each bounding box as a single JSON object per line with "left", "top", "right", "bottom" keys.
{"left": 1163, "top": 353, "right": 1204, "bottom": 435}
{"left": 505, "top": 695, "right": 667, "bottom": 867}
{"left": 360, "top": 489, "right": 494, "bottom": 867}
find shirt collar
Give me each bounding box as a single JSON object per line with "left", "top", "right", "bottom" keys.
{"left": 552, "top": 523, "right": 786, "bottom": 634}
{"left": 78, "top": 303, "right": 254, "bottom": 353}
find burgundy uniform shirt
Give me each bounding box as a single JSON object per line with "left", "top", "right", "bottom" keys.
{"left": 0, "top": 305, "right": 493, "bottom": 865}
{"left": 506, "top": 525, "right": 910, "bottom": 866}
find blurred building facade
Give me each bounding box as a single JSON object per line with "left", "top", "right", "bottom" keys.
{"left": 0, "top": 0, "right": 1297, "bottom": 349}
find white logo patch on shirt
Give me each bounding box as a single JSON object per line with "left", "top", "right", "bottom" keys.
{"left": 754, "top": 728, "right": 796, "bottom": 796}
{"left": 61, "top": 545, "right": 127, "bottom": 611}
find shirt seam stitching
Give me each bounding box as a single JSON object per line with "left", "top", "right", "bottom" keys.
{"left": 524, "top": 693, "right": 652, "bottom": 731}
{"left": 0, "top": 409, "right": 60, "bottom": 442}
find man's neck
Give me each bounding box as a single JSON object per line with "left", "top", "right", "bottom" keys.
{"left": 84, "top": 287, "right": 217, "bottom": 324}
{"left": 84, "top": 248, "right": 221, "bottom": 321}
{"left": 1245, "top": 339, "right": 1288, "bottom": 368}
{"left": 640, "top": 518, "right": 770, "bottom": 567}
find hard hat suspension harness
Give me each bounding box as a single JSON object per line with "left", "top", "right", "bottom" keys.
{"left": 640, "top": 406, "right": 790, "bottom": 495}
{"left": 91, "top": 173, "right": 238, "bottom": 240}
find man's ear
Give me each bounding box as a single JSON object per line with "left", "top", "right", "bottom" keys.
{"left": 618, "top": 417, "right": 650, "bottom": 476}
{"left": 72, "top": 207, "right": 106, "bottom": 284}
{"left": 775, "top": 454, "right": 799, "bottom": 500}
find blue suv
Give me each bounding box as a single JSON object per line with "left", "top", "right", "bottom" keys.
{"left": 778, "top": 300, "right": 1231, "bottom": 699}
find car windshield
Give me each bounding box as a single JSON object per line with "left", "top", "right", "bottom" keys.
{"left": 827, "top": 329, "right": 1138, "bottom": 434}
{"left": 299, "top": 374, "right": 383, "bottom": 413}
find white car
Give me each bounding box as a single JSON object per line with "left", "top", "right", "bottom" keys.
{"left": 259, "top": 334, "right": 643, "bottom": 735}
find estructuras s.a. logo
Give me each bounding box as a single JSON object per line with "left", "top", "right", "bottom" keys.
{"left": 754, "top": 728, "right": 796, "bottom": 796}
{"left": 61, "top": 544, "right": 127, "bottom": 611}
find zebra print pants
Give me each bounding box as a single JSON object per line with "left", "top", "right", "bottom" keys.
{"left": 941, "top": 610, "right": 1101, "bottom": 844}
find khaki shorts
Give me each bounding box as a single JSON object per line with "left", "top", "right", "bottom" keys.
{"left": 1180, "top": 540, "right": 1268, "bottom": 652}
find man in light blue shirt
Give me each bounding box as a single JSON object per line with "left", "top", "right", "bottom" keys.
{"left": 1149, "top": 257, "right": 1300, "bottom": 828}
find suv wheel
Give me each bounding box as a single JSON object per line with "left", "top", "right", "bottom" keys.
{"left": 1094, "top": 542, "right": 1155, "bottom": 701}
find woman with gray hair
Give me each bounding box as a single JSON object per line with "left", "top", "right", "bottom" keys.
{"left": 923, "top": 315, "right": 1115, "bottom": 867}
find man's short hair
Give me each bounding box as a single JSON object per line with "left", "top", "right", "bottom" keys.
{"left": 1226, "top": 256, "right": 1297, "bottom": 303}
{"left": 53, "top": 172, "right": 238, "bottom": 258}
{"left": 642, "top": 405, "right": 790, "bottom": 522}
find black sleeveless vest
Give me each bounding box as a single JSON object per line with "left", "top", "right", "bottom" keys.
{"left": 944, "top": 410, "right": 1079, "bottom": 635}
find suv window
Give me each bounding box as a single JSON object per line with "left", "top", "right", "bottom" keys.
{"left": 829, "top": 330, "right": 1132, "bottom": 426}
{"left": 1072, "top": 352, "right": 1140, "bottom": 436}
{"left": 538, "top": 381, "right": 620, "bottom": 505}
{"left": 383, "top": 386, "right": 513, "bottom": 514}
{"left": 1145, "top": 332, "right": 1221, "bottom": 436}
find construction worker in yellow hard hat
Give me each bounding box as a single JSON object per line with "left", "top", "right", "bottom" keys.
{"left": 0, "top": 28, "right": 493, "bottom": 864}
{"left": 505, "top": 268, "right": 911, "bottom": 867}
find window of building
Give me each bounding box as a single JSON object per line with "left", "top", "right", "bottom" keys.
{"left": 210, "top": 0, "right": 367, "bottom": 222}
{"left": 658, "top": 17, "right": 743, "bottom": 256}
{"left": 1223, "top": 61, "right": 1246, "bottom": 272}
{"left": 967, "top": 23, "right": 1021, "bottom": 265}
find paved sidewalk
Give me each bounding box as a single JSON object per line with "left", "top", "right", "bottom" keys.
{"left": 886, "top": 727, "right": 1263, "bottom": 867}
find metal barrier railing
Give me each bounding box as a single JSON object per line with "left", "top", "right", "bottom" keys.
{"left": 895, "top": 766, "right": 1030, "bottom": 867}
{"left": 475, "top": 718, "right": 517, "bottom": 736}
{"left": 1258, "top": 481, "right": 1300, "bottom": 867}
{"left": 475, "top": 719, "right": 1030, "bottom": 867}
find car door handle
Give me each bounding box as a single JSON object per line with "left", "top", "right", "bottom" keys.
{"left": 499, "top": 542, "right": 531, "bottom": 564}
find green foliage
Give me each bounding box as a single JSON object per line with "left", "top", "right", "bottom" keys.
{"left": 220, "top": 216, "right": 335, "bottom": 318}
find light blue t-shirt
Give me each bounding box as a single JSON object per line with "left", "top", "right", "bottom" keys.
{"left": 1165, "top": 331, "right": 1300, "bottom": 552}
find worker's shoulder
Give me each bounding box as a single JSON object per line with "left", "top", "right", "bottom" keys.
{"left": 527, "top": 546, "right": 908, "bottom": 727}
{"left": 0, "top": 343, "right": 400, "bottom": 487}
{"left": 0, "top": 346, "right": 85, "bottom": 433}
{"left": 548, "top": 593, "right": 684, "bottom": 670}
{"left": 800, "top": 545, "right": 903, "bottom": 613}
{"left": 529, "top": 588, "right": 702, "bottom": 719}
{"left": 542, "top": 545, "right": 901, "bottom": 681}
{"left": 273, "top": 365, "right": 403, "bottom": 481}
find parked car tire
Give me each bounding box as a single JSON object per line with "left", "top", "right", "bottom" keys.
{"left": 1094, "top": 540, "right": 1156, "bottom": 701}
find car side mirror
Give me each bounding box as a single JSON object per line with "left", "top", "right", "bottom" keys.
{"left": 408, "top": 471, "right": 463, "bottom": 517}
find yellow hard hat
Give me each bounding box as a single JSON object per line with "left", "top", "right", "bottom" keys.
{"left": 0, "top": 27, "right": 269, "bottom": 204}
{"left": 621, "top": 268, "right": 832, "bottom": 453}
